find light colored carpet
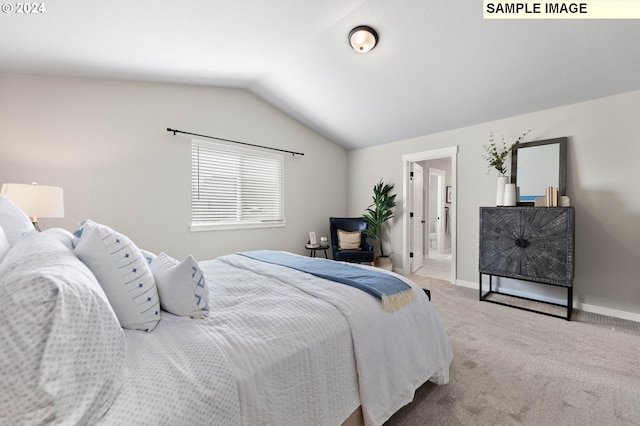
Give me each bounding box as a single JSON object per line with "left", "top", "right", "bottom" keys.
{"left": 384, "top": 276, "right": 640, "bottom": 426}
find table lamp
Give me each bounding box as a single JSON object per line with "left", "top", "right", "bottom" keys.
{"left": 0, "top": 182, "right": 65, "bottom": 231}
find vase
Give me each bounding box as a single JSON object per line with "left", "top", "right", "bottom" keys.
{"left": 496, "top": 176, "right": 509, "bottom": 206}
{"left": 503, "top": 183, "right": 517, "bottom": 206}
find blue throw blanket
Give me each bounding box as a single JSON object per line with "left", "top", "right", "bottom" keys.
{"left": 239, "top": 250, "right": 416, "bottom": 312}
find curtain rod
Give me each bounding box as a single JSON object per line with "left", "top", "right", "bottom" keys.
{"left": 166, "top": 128, "right": 304, "bottom": 156}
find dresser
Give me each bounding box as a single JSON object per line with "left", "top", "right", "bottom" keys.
{"left": 479, "top": 206, "right": 575, "bottom": 320}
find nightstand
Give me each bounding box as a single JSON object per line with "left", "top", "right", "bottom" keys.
{"left": 305, "top": 243, "right": 330, "bottom": 258}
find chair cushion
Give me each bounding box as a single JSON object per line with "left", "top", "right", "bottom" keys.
{"left": 337, "top": 229, "right": 361, "bottom": 250}
{"left": 334, "top": 249, "right": 375, "bottom": 263}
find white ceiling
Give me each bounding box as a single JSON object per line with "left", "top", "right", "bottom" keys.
{"left": 2, "top": 0, "right": 640, "bottom": 150}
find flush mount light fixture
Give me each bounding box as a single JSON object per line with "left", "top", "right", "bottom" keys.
{"left": 348, "top": 26, "right": 378, "bottom": 53}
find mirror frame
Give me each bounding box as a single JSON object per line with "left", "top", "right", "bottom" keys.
{"left": 511, "top": 137, "right": 567, "bottom": 206}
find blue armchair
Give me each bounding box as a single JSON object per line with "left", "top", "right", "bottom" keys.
{"left": 329, "top": 217, "right": 375, "bottom": 264}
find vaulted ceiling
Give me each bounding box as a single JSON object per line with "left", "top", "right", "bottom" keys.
{"left": 2, "top": 0, "right": 640, "bottom": 150}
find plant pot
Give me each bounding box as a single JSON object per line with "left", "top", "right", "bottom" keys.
{"left": 374, "top": 256, "right": 393, "bottom": 271}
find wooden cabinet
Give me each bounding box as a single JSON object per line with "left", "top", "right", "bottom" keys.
{"left": 479, "top": 207, "right": 575, "bottom": 320}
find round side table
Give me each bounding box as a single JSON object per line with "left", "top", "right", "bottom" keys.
{"left": 305, "top": 243, "right": 330, "bottom": 258}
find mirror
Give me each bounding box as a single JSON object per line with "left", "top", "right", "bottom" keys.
{"left": 511, "top": 137, "right": 567, "bottom": 205}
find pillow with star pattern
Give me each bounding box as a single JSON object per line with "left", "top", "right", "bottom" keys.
{"left": 73, "top": 219, "right": 160, "bottom": 332}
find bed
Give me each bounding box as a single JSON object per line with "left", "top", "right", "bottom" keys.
{"left": 0, "top": 196, "right": 452, "bottom": 426}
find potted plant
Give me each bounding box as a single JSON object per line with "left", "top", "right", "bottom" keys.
{"left": 482, "top": 130, "right": 531, "bottom": 176}
{"left": 362, "top": 179, "right": 397, "bottom": 269}
{"left": 482, "top": 130, "right": 531, "bottom": 205}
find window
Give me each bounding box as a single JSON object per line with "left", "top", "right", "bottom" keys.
{"left": 191, "top": 139, "right": 285, "bottom": 231}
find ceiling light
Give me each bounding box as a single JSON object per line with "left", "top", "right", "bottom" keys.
{"left": 349, "top": 26, "right": 378, "bottom": 53}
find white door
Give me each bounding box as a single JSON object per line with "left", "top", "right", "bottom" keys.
{"left": 410, "top": 163, "right": 424, "bottom": 273}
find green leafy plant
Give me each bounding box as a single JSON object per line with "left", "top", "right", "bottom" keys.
{"left": 483, "top": 130, "right": 531, "bottom": 175}
{"left": 362, "top": 179, "right": 397, "bottom": 257}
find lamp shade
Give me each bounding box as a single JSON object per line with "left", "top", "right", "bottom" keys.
{"left": 349, "top": 26, "right": 378, "bottom": 53}
{"left": 0, "top": 183, "right": 65, "bottom": 218}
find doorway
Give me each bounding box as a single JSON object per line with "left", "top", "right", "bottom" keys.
{"left": 423, "top": 165, "right": 451, "bottom": 281}
{"left": 402, "top": 146, "right": 458, "bottom": 284}
{"left": 428, "top": 167, "right": 447, "bottom": 257}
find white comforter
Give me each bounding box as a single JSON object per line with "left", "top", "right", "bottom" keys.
{"left": 215, "top": 253, "right": 453, "bottom": 426}
{"left": 100, "top": 252, "right": 452, "bottom": 426}
{"left": 200, "top": 255, "right": 360, "bottom": 426}
{"left": 98, "top": 312, "right": 242, "bottom": 426}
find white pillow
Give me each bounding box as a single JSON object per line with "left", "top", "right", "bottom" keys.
{"left": 151, "top": 252, "right": 209, "bottom": 319}
{"left": 140, "top": 248, "right": 158, "bottom": 266}
{"left": 0, "top": 195, "right": 34, "bottom": 244}
{"left": 0, "top": 232, "right": 124, "bottom": 425}
{"left": 42, "top": 227, "right": 75, "bottom": 251}
{"left": 73, "top": 219, "right": 161, "bottom": 332}
{"left": 0, "top": 227, "right": 9, "bottom": 261}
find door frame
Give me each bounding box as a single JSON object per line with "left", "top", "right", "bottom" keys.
{"left": 402, "top": 146, "right": 458, "bottom": 283}
{"left": 410, "top": 162, "right": 424, "bottom": 273}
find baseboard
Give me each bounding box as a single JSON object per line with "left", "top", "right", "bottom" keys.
{"left": 575, "top": 302, "right": 640, "bottom": 323}
{"left": 455, "top": 279, "right": 564, "bottom": 306}
{"left": 491, "top": 286, "right": 567, "bottom": 306}
{"left": 455, "top": 279, "right": 640, "bottom": 323}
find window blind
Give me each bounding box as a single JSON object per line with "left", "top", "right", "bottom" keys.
{"left": 192, "top": 139, "right": 284, "bottom": 228}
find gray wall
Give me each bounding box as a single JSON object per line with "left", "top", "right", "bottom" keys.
{"left": 348, "top": 90, "right": 640, "bottom": 320}
{"left": 2, "top": 72, "right": 638, "bottom": 320}
{"left": 0, "top": 73, "right": 348, "bottom": 261}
